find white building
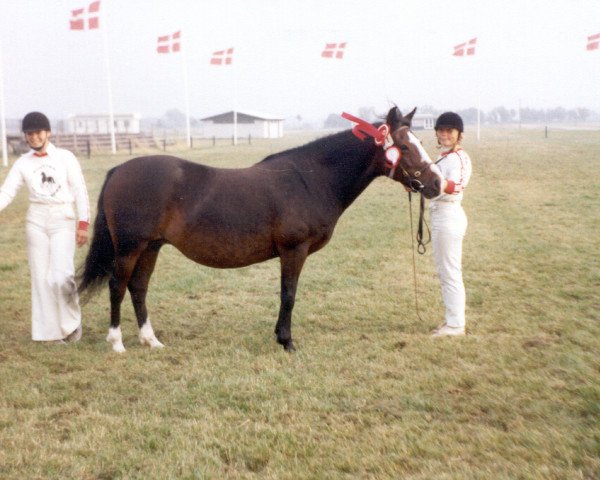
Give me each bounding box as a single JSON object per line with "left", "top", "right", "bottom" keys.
{"left": 200, "top": 111, "right": 284, "bottom": 138}
{"left": 412, "top": 113, "right": 435, "bottom": 130}
{"left": 66, "top": 114, "right": 141, "bottom": 134}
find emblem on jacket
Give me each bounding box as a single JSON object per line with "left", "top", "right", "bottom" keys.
{"left": 32, "top": 165, "right": 62, "bottom": 198}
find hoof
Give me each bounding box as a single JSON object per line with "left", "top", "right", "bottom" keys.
{"left": 107, "top": 327, "right": 125, "bottom": 353}
{"left": 140, "top": 336, "right": 164, "bottom": 349}
{"left": 139, "top": 320, "right": 164, "bottom": 349}
{"left": 276, "top": 334, "right": 295, "bottom": 352}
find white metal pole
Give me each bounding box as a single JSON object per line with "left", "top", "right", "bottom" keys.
{"left": 233, "top": 53, "right": 238, "bottom": 146}
{"left": 477, "top": 89, "right": 481, "bottom": 142}
{"left": 181, "top": 46, "right": 191, "bottom": 148}
{"left": 0, "top": 44, "right": 8, "bottom": 167}
{"left": 101, "top": 2, "right": 116, "bottom": 154}
{"left": 475, "top": 45, "right": 481, "bottom": 142}
{"left": 232, "top": 7, "right": 238, "bottom": 146}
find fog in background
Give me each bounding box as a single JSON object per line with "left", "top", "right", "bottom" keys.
{"left": 1, "top": 0, "right": 599, "bottom": 126}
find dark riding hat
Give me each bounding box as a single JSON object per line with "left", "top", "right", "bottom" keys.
{"left": 22, "top": 111, "right": 51, "bottom": 132}
{"left": 435, "top": 112, "right": 463, "bottom": 132}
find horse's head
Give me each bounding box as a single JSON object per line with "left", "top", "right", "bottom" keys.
{"left": 382, "top": 107, "right": 443, "bottom": 199}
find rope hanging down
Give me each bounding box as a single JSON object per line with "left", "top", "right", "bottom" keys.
{"left": 408, "top": 191, "right": 431, "bottom": 323}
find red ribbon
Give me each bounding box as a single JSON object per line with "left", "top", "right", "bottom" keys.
{"left": 341, "top": 112, "right": 388, "bottom": 145}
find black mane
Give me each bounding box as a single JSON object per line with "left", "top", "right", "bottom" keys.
{"left": 257, "top": 127, "right": 378, "bottom": 167}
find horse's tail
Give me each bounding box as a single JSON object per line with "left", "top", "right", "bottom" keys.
{"left": 78, "top": 166, "right": 118, "bottom": 297}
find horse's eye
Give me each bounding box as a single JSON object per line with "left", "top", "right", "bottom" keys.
{"left": 400, "top": 144, "right": 409, "bottom": 152}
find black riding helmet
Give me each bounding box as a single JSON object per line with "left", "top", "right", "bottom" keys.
{"left": 435, "top": 112, "right": 463, "bottom": 132}
{"left": 22, "top": 112, "right": 51, "bottom": 132}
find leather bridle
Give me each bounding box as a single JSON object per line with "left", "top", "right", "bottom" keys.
{"left": 340, "top": 112, "right": 431, "bottom": 193}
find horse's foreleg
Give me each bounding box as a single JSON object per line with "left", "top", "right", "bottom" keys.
{"left": 128, "top": 243, "right": 164, "bottom": 349}
{"left": 275, "top": 244, "right": 309, "bottom": 352}
{"left": 107, "top": 252, "right": 141, "bottom": 353}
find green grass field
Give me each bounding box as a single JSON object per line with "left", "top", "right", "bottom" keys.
{"left": 0, "top": 127, "right": 598, "bottom": 479}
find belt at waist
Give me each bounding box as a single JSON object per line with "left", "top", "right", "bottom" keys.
{"left": 29, "top": 201, "right": 72, "bottom": 207}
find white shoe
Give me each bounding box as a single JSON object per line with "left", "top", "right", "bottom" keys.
{"left": 66, "top": 324, "right": 82, "bottom": 343}
{"left": 431, "top": 323, "right": 465, "bottom": 337}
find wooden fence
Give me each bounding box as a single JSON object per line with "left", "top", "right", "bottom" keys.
{"left": 6, "top": 133, "right": 255, "bottom": 157}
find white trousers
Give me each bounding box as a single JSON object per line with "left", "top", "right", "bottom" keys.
{"left": 26, "top": 203, "right": 81, "bottom": 341}
{"left": 430, "top": 202, "right": 468, "bottom": 328}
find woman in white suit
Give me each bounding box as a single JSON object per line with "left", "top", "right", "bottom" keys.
{"left": 0, "top": 112, "right": 90, "bottom": 343}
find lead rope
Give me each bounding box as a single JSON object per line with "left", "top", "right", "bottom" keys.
{"left": 416, "top": 193, "right": 431, "bottom": 254}
{"left": 408, "top": 192, "right": 431, "bottom": 322}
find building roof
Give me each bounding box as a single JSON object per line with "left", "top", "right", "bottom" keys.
{"left": 201, "top": 110, "right": 284, "bottom": 123}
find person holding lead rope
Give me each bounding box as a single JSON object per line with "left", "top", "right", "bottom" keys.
{"left": 429, "top": 112, "right": 472, "bottom": 337}
{"left": 0, "top": 111, "right": 90, "bottom": 344}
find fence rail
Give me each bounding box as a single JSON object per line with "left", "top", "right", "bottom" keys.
{"left": 5, "top": 133, "right": 255, "bottom": 158}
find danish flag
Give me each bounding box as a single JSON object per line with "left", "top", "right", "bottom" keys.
{"left": 322, "top": 42, "right": 346, "bottom": 59}
{"left": 453, "top": 37, "right": 477, "bottom": 56}
{"left": 210, "top": 48, "right": 234, "bottom": 65}
{"left": 157, "top": 31, "right": 181, "bottom": 54}
{"left": 587, "top": 32, "right": 600, "bottom": 51}
{"left": 69, "top": 1, "right": 100, "bottom": 30}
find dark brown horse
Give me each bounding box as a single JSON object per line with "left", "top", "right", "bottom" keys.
{"left": 79, "top": 107, "right": 443, "bottom": 352}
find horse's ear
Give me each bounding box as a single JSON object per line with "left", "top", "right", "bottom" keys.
{"left": 386, "top": 106, "right": 402, "bottom": 128}
{"left": 402, "top": 107, "right": 417, "bottom": 126}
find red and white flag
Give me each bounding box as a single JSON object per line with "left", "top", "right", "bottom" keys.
{"left": 453, "top": 37, "right": 477, "bottom": 56}
{"left": 321, "top": 42, "right": 346, "bottom": 59}
{"left": 157, "top": 31, "right": 181, "bottom": 54}
{"left": 69, "top": 1, "right": 100, "bottom": 30}
{"left": 210, "top": 48, "right": 234, "bottom": 65}
{"left": 587, "top": 32, "right": 600, "bottom": 51}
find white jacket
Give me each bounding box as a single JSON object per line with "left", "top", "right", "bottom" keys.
{"left": 0, "top": 143, "right": 90, "bottom": 222}
{"left": 432, "top": 148, "right": 472, "bottom": 203}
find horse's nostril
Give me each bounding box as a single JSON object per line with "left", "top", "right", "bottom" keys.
{"left": 409, "top": 179, "right": 424, "bottom": 192}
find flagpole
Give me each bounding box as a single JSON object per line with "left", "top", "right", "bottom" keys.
{"left": 233, "top": 56, "right": 237, "bottom": 146}
{"left": 181, "top": 45, "right": 191, "bottom": 148}
{"left": 0, "top": 44, "right": 8, "bottom": 167}
{"left": 476, "top": 50, "right": 481, "bottom": 141}
{"left": 476, "top": 82, "right": 481, "bottom": 142}
{"left": 100, "top": 2, "right": 116, "bottom": 154}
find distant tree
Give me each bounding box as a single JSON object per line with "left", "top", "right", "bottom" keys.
{"left": 357, "top": 106, "right": 379, "bottom": 122}
{"left": 162, "top": 109, "right": 186, "bottom": 128}
{"left": 488, "top": 106, "right": 512, "bottom": 123}
{"left": 574, "top": 108, "right": 591, "bottom": 122}
{"left": 324, "top": 113, "right": 347, "bottom": 129}
{"left": 457, "top": 108, "right": 484, "bottom": 124}
{"left": 547, "top": 107, "right": 567, "bottom": 123}
{"left": 520, "top": 108, "right": 542, "bottom": 123}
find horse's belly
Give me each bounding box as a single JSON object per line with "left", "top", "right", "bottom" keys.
{"left": 174, "top": 233, "right": 277, "bottom": 269}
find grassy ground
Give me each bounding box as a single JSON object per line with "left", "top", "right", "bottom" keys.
{"left": 0, "top": 128, "right": 598, "bottom": 479}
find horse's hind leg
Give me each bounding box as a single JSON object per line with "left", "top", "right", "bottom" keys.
{"left": 128, "top": 242, "right": 164, "bottom": 349}
{"left": 107, "top": 253, "right": 141, "bottom": 353}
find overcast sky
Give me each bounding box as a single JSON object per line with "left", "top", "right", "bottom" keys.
{"left": 1, "top": 0, "right": 599, "bottom": 122}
